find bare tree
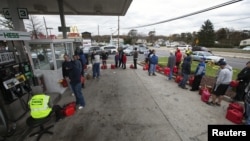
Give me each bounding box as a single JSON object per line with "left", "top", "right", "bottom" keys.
{"left": 25, "top": 15, "right": 44, "bottom": 39}
{"left": 0, "top": 14, "right": 14, "bottom": 30}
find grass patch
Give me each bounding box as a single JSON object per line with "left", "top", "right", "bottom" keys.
{"left": 158, "top": 57, "right": 240, "bottom": 80}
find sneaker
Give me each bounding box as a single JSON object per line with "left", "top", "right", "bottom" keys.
{"left": 152, "top": 73, "right": 156, "bottom": 76}
{"left": 215, "top": 103, "right": 221, "bottom": 106}
{"left": 206, "top": 101, "right": 215, "bottom": 106}
{"left": 78, "top": 106, "right": 83, "bottom": 110}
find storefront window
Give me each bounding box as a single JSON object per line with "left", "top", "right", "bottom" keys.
{"left": 29, "top": 42, "right": 73, "bottom": 70}
{"left": 29, "top": 43, "right": 53, "bottom": 70}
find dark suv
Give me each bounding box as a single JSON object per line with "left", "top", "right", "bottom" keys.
{"left": 192, "top": 46, "right": 212, "bottom": 53}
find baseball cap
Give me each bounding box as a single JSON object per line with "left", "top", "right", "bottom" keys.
{"left": 219, "top": 61, "right": 227, "bottom": 66}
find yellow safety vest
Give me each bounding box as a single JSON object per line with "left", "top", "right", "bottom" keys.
{"left": 29, "top": 94, "right": 52, "bottom": 119}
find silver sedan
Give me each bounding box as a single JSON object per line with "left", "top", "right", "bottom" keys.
{"left": 191, "top": 51, "right": 225, "bottom": 64}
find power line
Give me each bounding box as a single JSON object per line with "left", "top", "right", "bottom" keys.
{"left": 123, "top": 0, "right": 243, "bottom": 29}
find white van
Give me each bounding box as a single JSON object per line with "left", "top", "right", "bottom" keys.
{"left": 177, "top": 45, "right": 192, "bottom": 51}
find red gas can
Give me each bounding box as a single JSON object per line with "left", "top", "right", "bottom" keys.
{"left": 189, "top": 76, "right": 194, "bottom": 86}
{"left": 164, "top": 67, "right": 170, "bottom": 75}
{"left": 143, "top": 65, "right": 148, "bottom": 70}
{"left": 175, "top": 75, "right": 183, "bottom": 83}
{"left": 227, "top": 102, "right": 244, "bottom": 113}
{"left": 226, "top": 109, "right": 243, "bottom": 124}
{"left": 130, "top": 64, "right": 134, "bottom": 69}
{"left": 63, "top": 102, "right": 76, "bottom": 117}
{"left": 230, "top": 80, "right": 239, "bottom": 88}
{"left": 173, "top": 66, "right": 178, "bottom": 73}
{"left": 201, "top": 89, "right": 210, "bottom": 102}
{"left": 111, "top": 64, "right": 115, "bottom": 69}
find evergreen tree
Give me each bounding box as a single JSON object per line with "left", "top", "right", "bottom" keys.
{"left": 197, "top": 20, "right": 215, "bottom": 47}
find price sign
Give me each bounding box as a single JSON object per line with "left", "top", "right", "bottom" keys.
{"left": 18, "top": 8, "right": 29, "bottom": 19}
{"left": 3, "top": 8, "right": 11, "bottom": 19}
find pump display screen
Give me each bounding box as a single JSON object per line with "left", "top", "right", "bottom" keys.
{"left": 0, "top": 52, "right": 15, "bottom": 65}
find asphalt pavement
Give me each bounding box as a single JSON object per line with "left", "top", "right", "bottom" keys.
{"left": 19, "top": 63, "right": 237, "bottom": 141}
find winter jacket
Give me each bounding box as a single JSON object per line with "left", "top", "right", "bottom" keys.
{"left": 167, "top": 54, "right": 176, "bottom": 69}
{"left": 150, "top": 54, "right": 158, "bottom": 65}
{"left": 122, "top": 54, "right": 127, "bottom": 63}
{"left": 175, "top": 50, "right": 182, "bottom": 63}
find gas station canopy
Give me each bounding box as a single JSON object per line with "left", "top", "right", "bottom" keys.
{"left": 0, "top": 0, "right": 132, "bottom": 16}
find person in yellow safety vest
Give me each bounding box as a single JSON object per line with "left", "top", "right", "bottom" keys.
{"left": 28, "top": 94, "right": 52, "bottom": 119}
{"left": 185, "top": 47, "right": 192, "bottom": 56}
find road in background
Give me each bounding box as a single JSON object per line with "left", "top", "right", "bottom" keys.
{"left": 104, "top": 47, "right": 249, "bottom": 69}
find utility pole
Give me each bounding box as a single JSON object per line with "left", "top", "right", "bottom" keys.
{"left": 118, "top": 16, "right": 120, "bottom": 48}
{"left": 98, "top": 24, "right": 99, "bottom": 42}
{"left": 43, "top": 16, "right": 48, "bottom": 38}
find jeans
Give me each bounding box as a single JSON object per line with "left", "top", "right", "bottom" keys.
{"left": 133, "top": 58, "right": 137, "bottom": 69}
{"left": 168, "top": 68, "right": 173, "bottom": 80}
{"left": 65, "top": 77, "right": 73, "bottom": 92}
{"left": 150, "top": 64, "right": 156, "bottom": 74}
{"left": 71, "top": 82, "right": 85, "bottom": 107}
{"left": 179, "top": 73, "right": 189, "bottom": 88}
{"left": 246, "top": 101, "right": 250, "bottom": 125}
{"left": 93, "top": 63, "right": 100, "bottom": 78}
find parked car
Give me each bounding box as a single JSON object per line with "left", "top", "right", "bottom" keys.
{"left": 242, "top": 46, "right": 250, "bottom": 51}
{"left": 83, "top": 46, "right": 102, "bottom": 56}
{"left": 100, "top": 45, "right": 118, "bottom": 55}
{"left": 177, "top": 45, "right": 192, "bottom": 51}
{"left": 123, "top": 46, "right": 135, "bottom": 56}
{"left": 154, "top": 44, "right": 160, "bottom": 48}
{"left": 192, "top": 46, "right": 212, "bottom": 53}
{"left": 138, "top": 46, "right": 149, "bottom": 54}
{"left": 191, "top": 51, "right": 225, "bottom": 64}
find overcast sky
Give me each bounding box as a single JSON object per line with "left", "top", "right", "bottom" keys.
{"left": 26, "top": 0, "right": 250, "bottom": 36}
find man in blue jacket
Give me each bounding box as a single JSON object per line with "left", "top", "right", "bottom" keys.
{"left": 149, "top": 50, "right": 158, "bottom": 76}
{"left": 190, "top": 57, "right": 206, "bottom": 91}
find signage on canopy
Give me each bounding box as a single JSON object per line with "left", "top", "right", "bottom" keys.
{"left": 0, "top": 30, "right": 31, "bottom": 41}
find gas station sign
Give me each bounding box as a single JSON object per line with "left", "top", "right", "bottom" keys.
{"left": 0, "top": 31, "right": 31, "bottom": 40}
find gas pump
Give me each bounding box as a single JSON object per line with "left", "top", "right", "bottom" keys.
{"left": 0, "top": 30, "right": 32, "bottom": 139}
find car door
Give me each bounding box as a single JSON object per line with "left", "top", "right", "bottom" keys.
{"left": 191, "top": 52, "right": 199, "bottom": 61}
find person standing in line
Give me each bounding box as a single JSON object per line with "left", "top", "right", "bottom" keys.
{"left": 62, "top": 54, "right": 74, "bottom": 96}
{"left": 207, "top": 61, "right": 233, "bottom": 106}
{"left": 133, "top": 47, "right": 138, "bottom": 69}
{"left": 233, "top": 61, "right": 250, "bottom": 101}
{"left": 190, "top": 57, "right": 206, "bottom": 91}
{"left": 115, "top": 52, "right": 119, "bottom": 68}
{"left": 73, "top": 55, "right": 82, "bottom": 73}
{"left": 175, "top": 48, "right": 182, "bottom": 74}
{"left": 122, "top": 52, "right": 127, "bottom": 69}
{"left": 68, "top": 59, "right": 85, "bottom": 110}
{"left": 178, "top": 56, "right": 191, "bottom": 89}
{"left": 78, "top": 50, "right": 86, "bottom": 76}
{"left": 118, "top": 49, "right": 123, "bottom": 68}
{"left": 244, "top": 82, "right": 250, "bottom": 125}
{"left": 149, "top": 50, "right": 158, "bottom": 76}
{"left": 167, "top": 51, "right": 176, "bottom": 80}
{"left": 92, "top": 51, "right": 101, "bottom": 79}
{"left": 147, "top": 49, "right": 153, "bottom": 73}
{"left": 101, "top": 50, "right": 108, "bottom": 66}
{"left": 144, "top": 49, "right": 150, "bottom": 64}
